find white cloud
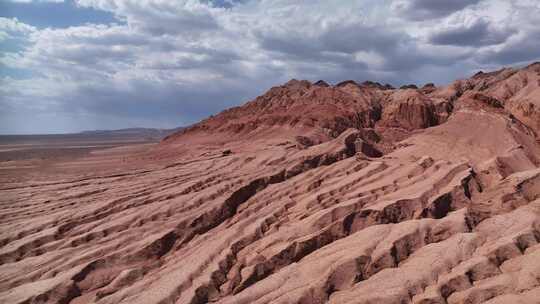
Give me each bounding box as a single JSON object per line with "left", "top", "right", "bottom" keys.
{"left": 0, "top": 17, "right": 36, "bottom": 41}
{"left": 1, "top": 0, "right": 540, "bottom": 133}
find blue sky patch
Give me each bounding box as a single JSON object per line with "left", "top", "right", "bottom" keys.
{"left": 0, "top": 0, "right": 118, "bottom": 28}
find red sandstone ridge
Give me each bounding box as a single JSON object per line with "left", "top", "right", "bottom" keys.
{"left": 163, "top": 62, "right": 540, "bottom": 154}
{"left": 1, "top": 63, "right": 540, "bottom": 304}
{"left": 162, "top": 78, "right": 451, "bottom": 154}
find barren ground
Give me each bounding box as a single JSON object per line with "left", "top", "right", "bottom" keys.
{"left": 1, "top": 64, "right": 540, "bottom": 304}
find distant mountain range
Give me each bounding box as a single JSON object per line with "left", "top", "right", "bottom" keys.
{"left": 79, "top": 127, "right": 184, "bottom": 139}
{"left": 0, "top": 127, "right": 185, "bottom": 146}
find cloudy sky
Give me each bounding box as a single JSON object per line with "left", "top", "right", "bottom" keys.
{"left": 1, "top": 0, "right": 539, "bottom": 134}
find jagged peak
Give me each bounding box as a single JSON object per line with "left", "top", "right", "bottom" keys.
{"left": 399, "top": 84, "right": 418, "bottom": 90}
{"left": 314, "top": 80, "right": 330, "bottom": 87}
{"left": 360, "top": 81, "right": 394, "bottom": 90}
{"left": 283, "top": 79, "right": 311, "bottom": 88}
{"left": 472, "top": 67, "right": 516, "bottom": 79}
{"left": 473, "top": 70, "right": 485, "bottom": 78}
{"left": 336, "top": 80, "right": 359, "bottom": 87}
{"left": 526, "top": 61, "right": 540, "bottom": 71}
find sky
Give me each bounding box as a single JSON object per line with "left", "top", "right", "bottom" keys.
{"left": 0, "top": 0, "right": 539, "bottom": 134}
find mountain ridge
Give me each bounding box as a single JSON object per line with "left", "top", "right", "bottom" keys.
{"left": 163, "top": 62, "right": 540, "bottom": 158}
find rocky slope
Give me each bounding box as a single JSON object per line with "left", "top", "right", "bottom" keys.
{"left": 1, "top": 63, "right": 540, "bottom": 304}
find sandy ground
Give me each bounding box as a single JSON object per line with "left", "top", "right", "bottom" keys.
{"left": 0, "top": 134, "right": 162, "bottom": 185}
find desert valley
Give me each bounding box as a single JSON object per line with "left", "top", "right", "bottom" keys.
{"left": 0, "top": 62, "right": 540, "bottom": 304}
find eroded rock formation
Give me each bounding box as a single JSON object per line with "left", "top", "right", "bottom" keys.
{"left": 1, "top": 63, "right": 540, "bottom": 304}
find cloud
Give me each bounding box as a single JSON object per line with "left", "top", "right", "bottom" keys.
{"left": 0, "top": 17, "right": 36, "bottom": 39}
{"left": 75, "top": 0, "right": 221, "bottom": 35}
{"left": 429, "top": 19, "right": 515, "bottom": 47}
{"left": 392, "top": 0, "right": 482, "bottom": 20}
{"left": 479, "top": 29, "right": 540, "bottom": 65}
{"left": 1, "top": 0, "right": 540, "bottom": 134}
{"left": 473, "top": 0, "right": 540, "bottom": 65}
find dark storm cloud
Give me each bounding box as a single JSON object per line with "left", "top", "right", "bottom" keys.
{"left": 429, "top": 19, "right": 515, "bottom": 47}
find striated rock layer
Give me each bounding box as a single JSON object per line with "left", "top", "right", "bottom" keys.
{"left": 1, "top": 63, "right": 540, "bottom": 304}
